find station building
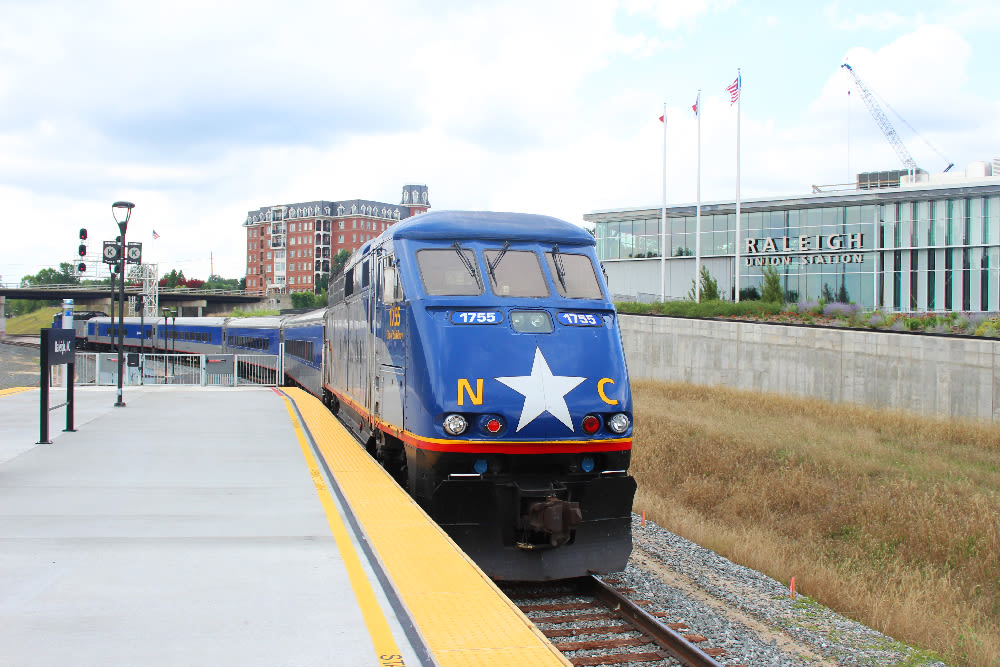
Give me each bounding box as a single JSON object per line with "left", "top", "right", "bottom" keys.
{"left": 584, "top": 161, "right": 1000, "bottom": 312}
{"left": 244, "top": 185, "right": 430, "bottom": 295}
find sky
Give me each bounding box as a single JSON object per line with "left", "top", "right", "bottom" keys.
{"left": 1, "top": 0, "right": 998, "bottom": 283}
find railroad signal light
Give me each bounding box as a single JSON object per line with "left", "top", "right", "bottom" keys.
{"left": 79, "top": 228, "right": 88, "bottom": 240}
{"left": 78, "top": 244, "right": 87, "bottom": 257}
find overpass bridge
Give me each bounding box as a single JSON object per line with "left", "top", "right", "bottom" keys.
{"left": 0, "top": 283, "right": 276, "bottom": 316}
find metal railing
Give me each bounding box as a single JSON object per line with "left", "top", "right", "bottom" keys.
{"left": 1, "top": 283, "right": 252, "bottom": 297}
{"left": 72, "top": 353, "right": 279, "bottom": 387}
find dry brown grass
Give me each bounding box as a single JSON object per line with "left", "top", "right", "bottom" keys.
{"left": 631, "top": 379, "right": 1000, "bottom": 666}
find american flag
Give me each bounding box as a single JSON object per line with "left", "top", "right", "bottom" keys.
{"left": 727, "top": 74, "right": 741, "bottom": 105}
{"left": 152, "top": 229, "right": 160, "bottom": 240}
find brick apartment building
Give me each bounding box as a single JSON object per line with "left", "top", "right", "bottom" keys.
{"left": 243, "top": 184, "right": 430, "bottom": 295}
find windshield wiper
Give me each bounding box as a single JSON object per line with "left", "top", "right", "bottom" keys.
{"left": 551, "top": 244, "right": 567, "bottom": 291}
{"left": 487, "top": 241, "right": 510, "bottom": 284}
{"left": 452, "top": 241, "right": 478, "bottom": 281}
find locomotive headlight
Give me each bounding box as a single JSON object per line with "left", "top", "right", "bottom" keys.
{"left": 444, "top": 414, "right": 468, "bottom": 436}
{"left": 607, "top": 413, "right": 630, "bottom": 434}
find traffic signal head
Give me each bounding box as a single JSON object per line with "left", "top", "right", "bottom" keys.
{"left": 77, "top": 262, "right": 86, "bottom": 273}
{"left": 78, "top": 244, "right": 87, "bottom": 257}
{"left": 79, "top": 228, "right": 88, "bottom": 240}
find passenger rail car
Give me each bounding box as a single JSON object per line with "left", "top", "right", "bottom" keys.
{"left": 71, "top": 311, "right": 107, "bottom": 348}
{"left": 157, "top": 316, "right": 228, "bottom": 355}
{"left": 282, "top": 309, "right": 325, "bottom": 396}
{"left": 223, "top": 315, "right": 285, "bottom": 375}
{"left": 87, "top": 316, "right": 161, "bottom": 351}
{"left": 324, "top": 210, "right": 636, "bottom": 580}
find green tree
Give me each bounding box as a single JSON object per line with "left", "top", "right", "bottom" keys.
{"left": 204, "top": 274, "right": 241, "bottom": 291}
{"left": 290, "top": 291, "right": 315, "bottom": 308}
{"left": 760, "top": 266, "right": 785, "bottom": 304}
{"left": 290, "top": 288, "right": 329, "bottom": 309}
{"left": 8, "top": 263, "right": 80, "bottom": 316}
{"left": 836, "top": 281, "right": 850, "bottom": 304}
{"left": 686, "top": 265, "right": 720, "bottom": 302}
{"left": 22, "top": 262, "right": 79, "bottom": 286}
{"left": 331, "top": 249, "right": 351, "bottom": 277}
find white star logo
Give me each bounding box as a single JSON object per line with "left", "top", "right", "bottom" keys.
{"left": 495, "top": 347, "right": 586, "bottom": 432}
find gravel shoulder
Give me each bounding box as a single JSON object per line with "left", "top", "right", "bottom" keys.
{"left": 0, "top": 340, "right": 40, "bottom": 389}
{"left": 599, "top": 515, "right": 945, "bottom": 666}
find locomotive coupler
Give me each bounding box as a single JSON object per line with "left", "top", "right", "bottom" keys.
{"left": 524, "top": 495, "right": 582, "bottom": 548}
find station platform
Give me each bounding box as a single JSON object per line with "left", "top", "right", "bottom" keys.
{"left": 0, "top": 385, "right": 568, "bottom": 666}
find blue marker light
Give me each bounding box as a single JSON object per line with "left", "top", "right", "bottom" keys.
{"left": 581, "top": 456, "right": 595, "bottom": 473}
{"left": 474, "top": 459, "right": 488, "bottom": 474}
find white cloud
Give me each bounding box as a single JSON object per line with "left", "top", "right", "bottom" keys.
{"left": 622, "top": 0, "right": 737, "bottom": 31}
{"left": 0, "top": 3, "right": 997, "bottom": 284}
{"left": 823, "top": 3, "right": 917, "bottom": 31}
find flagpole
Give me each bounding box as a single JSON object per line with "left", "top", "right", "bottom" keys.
{"left": 695, "top": 90, "right": 702, "bottom": 302}
{"left": 735, "top": 69, "right": 742, "bottom": 302}
{"left": 660, "top": 101, "right": 667, "bottom": 303}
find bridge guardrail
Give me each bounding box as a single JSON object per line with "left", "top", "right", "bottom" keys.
{"left": 3, "top": 283, "right": 253, "bottom": 297}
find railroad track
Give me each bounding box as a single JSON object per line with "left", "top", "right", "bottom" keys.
{"left": 500, "top": 575, "right": 739, "bottom": 667}
{"left": 1, "top": 335, "right": 41, "bottom": 349}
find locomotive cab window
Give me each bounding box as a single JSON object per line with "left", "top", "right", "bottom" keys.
{"left": 484, "top": 248, "right": 549, "bottom": 297}
{"left": 545, "top": 249, "right": 603, "bottom": 299}
{"left": 417, "top": 248, "right": 483, "bottom": 296}
{"left": 382, "top": 258, "right": 404, "bottom": 304}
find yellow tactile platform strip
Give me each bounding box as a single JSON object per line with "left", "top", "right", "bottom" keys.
{"left": 284, "top": 388, "right": 570, "bottom": 667}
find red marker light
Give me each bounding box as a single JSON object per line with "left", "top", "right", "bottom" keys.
{"left": 582, "top": 415, "right": 600, "bottom": 434}
{"left": 486, "top": 418, "right": 502, "bottom": 433}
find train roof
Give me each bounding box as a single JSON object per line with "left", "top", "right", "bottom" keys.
{"left": 161, "top": 316, "right": 229, "bottom": 326}
{"left": 387, "top": 210, "right": 595, "bottom": 246}
{"left": 225, "top": 316, "right": 286, "bottom": 328}
{"left": 282, "top": 308, "right": 326, "bottom": 325}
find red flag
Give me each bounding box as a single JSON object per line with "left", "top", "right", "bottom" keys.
{"left": 727, "top": 74, "right": 741, "bottom": 105}
{"left": 692, "top": 92, "right": 700, "bottom": 116}
{"left": 658, "top": 114, "right": 664, "bottom": 122}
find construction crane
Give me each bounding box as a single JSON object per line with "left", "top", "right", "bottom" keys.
{"left": 841, "top": 62, "right": 954, "bottom": 175}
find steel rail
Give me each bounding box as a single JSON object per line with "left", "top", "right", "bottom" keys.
{"left": 581, "top": 575, "right": 724, "bottom": 667}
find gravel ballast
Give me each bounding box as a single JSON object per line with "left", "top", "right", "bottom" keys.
{"left": 603, "top": 515, "right": 944, "bottom": 666}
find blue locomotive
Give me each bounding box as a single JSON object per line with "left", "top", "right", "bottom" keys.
{"left": 323, "top": 211, "right": 636, "bottom": 580}
{"left": 82, "top": 210, "right": 636, "bottom": 580}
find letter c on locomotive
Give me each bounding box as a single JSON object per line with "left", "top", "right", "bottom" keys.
{"left": 597, "top": 378, "right": 618, "bottom": 405}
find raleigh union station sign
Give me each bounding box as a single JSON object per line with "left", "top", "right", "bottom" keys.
{"left": 743, "top": 233, "right": 866, "bottom": 266}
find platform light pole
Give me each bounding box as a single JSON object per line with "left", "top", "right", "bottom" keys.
{"left": 112, "top": 201, "right": 134, "bottom": 407}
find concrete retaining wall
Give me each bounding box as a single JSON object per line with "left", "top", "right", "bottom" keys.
{"left": 619, "top": 314, "right": 1000, "bottom": 423}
